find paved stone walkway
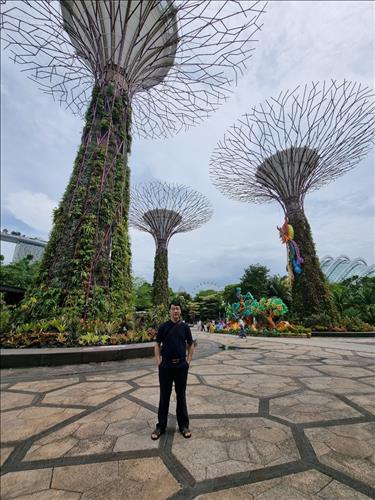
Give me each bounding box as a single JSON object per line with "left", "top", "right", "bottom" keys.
{"left": 1, "top": 332, "right": 374, "bottom": 499}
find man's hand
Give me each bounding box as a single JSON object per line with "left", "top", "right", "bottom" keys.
{"left": 154, "top": 343, "right": 161, "bottom": 367}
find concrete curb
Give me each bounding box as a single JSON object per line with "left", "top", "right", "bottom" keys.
{"left": 0, "top": 342, "right": 155, "bottom": 368}
{"left": 311, "top": 331, "right": 375, "bottom": 337}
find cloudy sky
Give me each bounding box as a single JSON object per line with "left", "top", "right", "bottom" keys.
{"left": 1, "top": 1, "right": 374, "bottom": 294}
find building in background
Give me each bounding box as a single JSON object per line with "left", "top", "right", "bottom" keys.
{"left": 0, "top": 230, "right": 47, "bottom": 263}
{"left": 321, "top": 256, "right": 375, "bottom": 283}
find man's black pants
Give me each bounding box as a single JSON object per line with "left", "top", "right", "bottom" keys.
{"left": 157, "top": 360, "right": 189, "bottom": 432}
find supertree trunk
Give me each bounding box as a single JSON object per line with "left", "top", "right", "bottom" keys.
{"left": 29, "top": 82, "right": 132, "bottom": 320}
{"left": 152, "top": 241, "right": 169, "bottom": 308}
{"left": 285, "top": 200, "right": 337, "bottom": 322}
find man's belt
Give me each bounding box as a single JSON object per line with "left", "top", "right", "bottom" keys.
{"left": 164, "top": 357, "right": 186, "bottom": 364}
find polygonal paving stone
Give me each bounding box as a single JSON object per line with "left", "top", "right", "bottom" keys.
{"left": 1, "top": 468, "right": 52, "bottom": 499}
{"left": 360, "top": 377, "right": 375, "bottom": 387}
{"left": 195, "top": 469, "right": 371, "bottom": 499}
{"left": 1, "top": 391, "right": 35, "bottom": 410}
{"left": 313, "top": 366, "right": 374, "bottom": 378}
{"left": 270, "top": 391, "right": 361, "bottom": 423}
{"left": 51, "top": 458, "right": 181, "bottom": 499}
{"left": 325, "top": 349, "right": 355, "bottom": 356}
{"left": 85, "top": 369, "right": 150, "bottom": 382}
{"left": 251, "top": 364, "right": 321, "bottom": 378}
{"left": 261, "top": 357, "right": 320, "bottom": 366}
{"left": 300, "top": 376, "right": 374, "bottom": 395}
{"left": 186, "top": 385, "right": 258, "bottom": 414}
{"left": 226, "top": 352, "right": 262, "bottom": 360}
{"left": 1, "top": 406, "right": 83, "bottom": 442}
{"left": 346, "top": 394, "right": 375, "bottom": 415}
{"left": 261, "top": 352, "right": 295, "bottom": 360}
{"left": 306, "top": 422, "right": 375, "bottom": 487}
{"left": 321, "top": 358, "right": 368, "bottom": 366}
{"left": 203, "top": 374, "right": 300, "bottom": 397}
{"left": 172, "top": 417, "right": 299, "bottom": 481}
{"left": 10, "top": 491, "right": 80, "bottom": 499}
{"left": 130, "top": 387, "right": 162, "bottom": 411}
{"left": 42, "top": 381, "right": 130, "bottom": 406}
{"left": 222, "top": 357, "right": 261, "bottom": 367}
{"left": 190, "top": 364, "right": 253, "bottom": 375}
{"left": 0, "top": 447, "right": 13, "bottom": 466}
{"left": 10, "top": 377, "right": 79, "bottom": 393}
{"left": 132, "top": 384, "right": 220, "bottom": 415}
{"left": 134, "top": 371, "right": 200, "bottom": 386}
{"left": 25, "top": 397, "right": 158, "bottom": 460}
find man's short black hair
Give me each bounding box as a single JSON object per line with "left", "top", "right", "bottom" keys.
{"left": 169, "top": 300, "right": 182, "bottom": 310}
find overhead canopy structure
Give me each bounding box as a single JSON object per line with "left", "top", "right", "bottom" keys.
{"left": 256, "top": 147, "right": 319, "bottom": 206}
{"left": 60, "top": 0, "right": 178, "bottom": 92}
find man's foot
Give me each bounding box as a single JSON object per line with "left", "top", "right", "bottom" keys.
{"left": 151, "top": 428, "right": 164, "bottom": 440}
{"left": 180, "top": 428, "right": 192, "bottom": 439}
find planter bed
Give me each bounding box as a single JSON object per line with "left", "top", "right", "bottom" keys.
{"left": 0, "top": 342, "right": 155, "bottom": 369}
{"left": 311, "top": 331, "right": 375, "bottom": 337}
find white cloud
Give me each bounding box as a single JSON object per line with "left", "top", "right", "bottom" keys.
{"left": 4, "top": 191, "right": 56, "bottom": 236}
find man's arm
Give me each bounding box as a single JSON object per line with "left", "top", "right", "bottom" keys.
{"left": 187, "top": 343, "right": 194, "bottom": 365}
{"left": 154, "top": 343, "right": 161, "bottom": 367}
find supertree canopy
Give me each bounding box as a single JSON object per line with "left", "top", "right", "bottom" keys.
{"left": 1, "top": 0, "right": 266, "bottom": 321}
{"left": 129, "top": 182, "right": 213, "bottom": 307}
{"left": 210, "top": 80, "right": 375, "bottom": 321}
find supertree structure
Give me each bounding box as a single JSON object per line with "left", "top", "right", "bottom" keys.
{"left": 129, "top": 182, "right": 212, "bottom": 307}
{"left": 210, "top": 80, "right": 375, "bottom": 321}
{"left": 1, "top": 0, "right": 266, "bottom": 321}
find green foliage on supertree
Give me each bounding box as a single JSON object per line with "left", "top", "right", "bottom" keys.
{"left": 18, "top": 82, "right": 133, "bottom": 323}
{"left": 288, "top": 211, "right": 337, "bottom": 323}
{"left": 152, "top": 247, "right": 169, "bottom": 308}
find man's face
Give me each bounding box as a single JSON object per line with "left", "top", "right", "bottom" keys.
{"left": 170, "top": 304, "right": 181, "bottom": 322}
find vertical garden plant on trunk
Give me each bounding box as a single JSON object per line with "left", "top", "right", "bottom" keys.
{"left": 33, "top": 83, "right": 132, "bottom": 319}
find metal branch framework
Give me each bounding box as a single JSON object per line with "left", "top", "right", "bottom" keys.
{"left": 1, "top": 0, "right": 267, "bottom": 138}
{"left": 210, "top": 80, "right": 375, "bottom": 320}
{"left": 130, "top": 181, "right": 213, "bottom": 243}
{"left": 130, "top": 181, "right": 213, "bottom": 306}
{"left": 0, "top": 0, "right": 266, "bottom": 321}
{"left": 210, "top": 80, "right": 375, "bottom": 213}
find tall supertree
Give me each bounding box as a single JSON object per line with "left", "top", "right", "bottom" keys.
{"left": 1, "top": 0, "right": 266, "bottom": 320}
{"left": 129, "top": 182, "right": 212, "bottom": 307}
{"left": 210, "top": 80, "right": 375, "bottom": 321}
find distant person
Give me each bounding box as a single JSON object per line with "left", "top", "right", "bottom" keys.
{"left": 151, "top": 300, "right": 194, "bottom": 441}
{"left": 238, "top": 318, "right": 246, "bottom": 338}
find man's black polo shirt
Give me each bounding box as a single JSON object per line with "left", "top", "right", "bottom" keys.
{"left": 156, "top": 320, "right": 193, "bottom": 362}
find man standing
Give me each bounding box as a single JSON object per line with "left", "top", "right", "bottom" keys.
{"left": 151, "top": 300, "right": 194, "bottom": 440}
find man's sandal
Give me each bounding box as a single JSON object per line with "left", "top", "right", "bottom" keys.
{"left": 180, "top": 428, "right": 192, "bottom": 439}
{"left": 151, "top": 428, "right": 163, "bottom": 440}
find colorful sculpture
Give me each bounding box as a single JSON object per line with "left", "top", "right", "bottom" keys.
{"left": 225, "top": 287, "right": 288, "bottom": 331}
{"left": 277, "top": 217, "right": 304, "bottom": 282}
